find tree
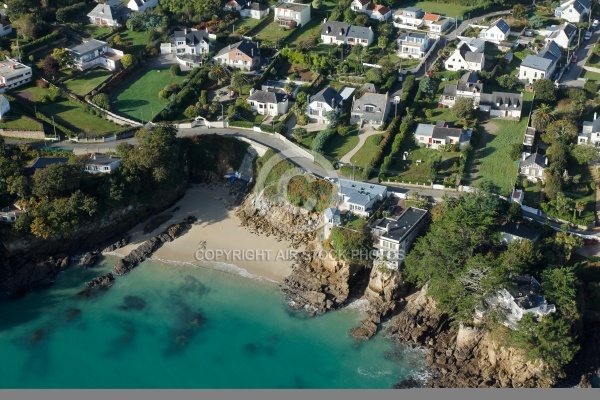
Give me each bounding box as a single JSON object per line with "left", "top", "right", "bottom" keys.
{"left": 325, "top": 111, "right": 341, "bottom": 129}
{"left": 544, "top": 173, "right": 562, "bottom": 200}
{"left": 550, "top": 230, "right": 584, "bottom": 265}
{"left": 378, "top": 36, "right": 388, "bottom": 55}
{"left": 159, "top": 0, "right": 221, "bottom": 21}
{"left": 284, "top": 81, "right": 296, "bottom": 95}
{"left": 531, "top": 103, "right": 554, "bottom": 132}
{"left": 51, "top": 48, "right": 73, "bottom": 69}
{"left": 418, "top": 77, "right": 436, "bottom": 100}
{"left": 6, "top": 0, "right": 36, "bottom": 20}
{"left": 328, "top": 222, "right": 373, "bottom": 267}
{"left": 512, "top": 4, "right": 526, "bottom": 19}
{"left": 542, "top": 119, "right": 578, "bottom": 145}
{"left": 229, "top": 71, "right": 248, "bottom": 97}
{"left": 13, "top": 13, "right": 38, "bottom": 40}
{"left": 293, "top": 127, "right": 307, "bottom": 140}
{"left": 32, "top": 163, "right": 82, "bottom": 199}
{"left": 509, "top": 143, "right": 522, "bottom": 160}
{"left": 56, "top": 3, "right": 86, "bottom": 23}
{"left": 570, "top": 144, "right": 598, "bottom": 165}
{"left": 529, "top": 15, "right": 546, "bottom": 29}
{"left": 452, "top": 97, "right": 474, "bottom": 120}
{"left": 427, "top": 155, "right": 442, "bottom": 182}
{"left": 208, "top": 63, "right": 229, "bottom": 84}
{"left": 365, "top": 68, "right": 382, "bottom": 84}
{"left": 91, "top": 93, "right": 110, "bottom": 110}
{"left": 312, "top": 0, "right": 322, "bottom": 9}
{"left": 584, "top": 80, "right": 598, "bottom": 96}
{"left": 184, "top": 105, "right": 197, "bottom": 119}
{"left": 497, "top": 74, "right": 521, "bottom": 90}
{"left": 354, "top": 13, "right": 369, "bottom": 26}
{"left": 42, "top": 55, "right": 59, "bottom": 79}
{"left": 533, "top": 79, "right": 556, "bottom": 103}
{"left": 170, "top": 64, "right": 181, "bottom": 76}
{"left": 121, "top": 54, "right": 135, "bottom": 69}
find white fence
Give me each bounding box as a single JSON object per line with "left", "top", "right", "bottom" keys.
{"left": 407, "top": 36, "right": 440, "bottom": 73}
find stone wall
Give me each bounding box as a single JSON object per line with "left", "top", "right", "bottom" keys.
{"left": 0, "top": 130, "right": 45, "bottom": 140}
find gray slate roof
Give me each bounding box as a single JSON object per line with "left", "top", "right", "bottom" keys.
{"left": 311, "top": 87, "right": 343, "bottom": 109}
{"left": 501, "top": 223, "right": 541, "bottom": 242}
{"left": 520, "top": 54, "right": 553, "bottom": 71}
{"left": 456, "top": 43, "right": 484, "bottom": 64}
{"left": 69, "top": 39, "right": 106, "bottom": 56}
{"left": 31, "top": 158, "right": 68, "bottom": 170}
{"left": 520, "top": 152, "right": 547, "bottom": 168}
{"left": 489, "top": 18, "right": 510, "bottom": 35}
{"left": 245, "top": 2, "right": 268, "bottom": 11}
{"left": 352, "top": 92, "right": 389, "bottom": 122}
{"left": 85, "top": 154, "right": 121, "bottom": 166}
{"left": 480, "top": 91, "right": 522, "bottom": 111}
{"left": 87, "top": 3, "right": 127, "bottom": 21}
{"left": 377, "top": 207, "right": 428, "bottom": 242}
{"left": 276, "top": 2, "right": 310, "bottom": 12}
{"left": 324, "top": 207, "right": 340, "bottom": 219}
{"left": 215, "top": 40, "right": 259, "bottom": 58}
{"left": 398, "top": 32, "right": 428, "bottom": 42}
{"left": 172, "top": 29, "right": 210, "bottom": 46}
{"left": 322, "top": 21, "right": 372, "bottom": 41}
{"left": 247, "top": 90, "right": 287, "bottom": 104}
{"left": 338, "top": 179, "right": 387, "bottom": 208}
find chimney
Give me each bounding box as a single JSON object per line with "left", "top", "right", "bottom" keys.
{"left": 251, "top": 47, "right": 254, "bottom": 57}
{"left": 184, "top": 28, "right": 187, "bottom": 34}
{"left": 522, "top": 153, "right": 527, "bottom": 161}
{"left": 544, "top": 157, "right": 548, "bottom": 166}
{"left": 595, "top": 112, "right": 598, "bottom": 120}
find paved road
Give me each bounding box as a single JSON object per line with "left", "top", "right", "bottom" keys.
{"left": 559, "top": 29, "right": 600, "bottom": 87}
{"left": 444, "top": 10, "right": 514, "bottom": 40}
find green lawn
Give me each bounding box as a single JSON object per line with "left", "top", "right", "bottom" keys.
{"left": 522, "top": 183, "right": 544, "bottom": 208}
{"left": 115, "top": 30, "right": 151, "bottom": 57}
{"left": 287, "top": 18, "right": 322, "bottom": 47}
{"left": 349, "top": 134, "right": 383, "bottom": 167}
{"left": 0, "top": 111, "right": 42, "bottom": 131}
{"left": 586, "top": 54, "right": 600, "bottom": 68}
{"left": 390, "top": 145, "right": 462, "bottom": 184}
{"left": 402, "top": 1, "right": 476, "bottom": 18}
{"left": 234, "top": 17, "right": 264, "bottom": 35}
{"left": 63, "top": 69, "right": 113, "bottom": 96}
{"left": 323, "top": 129, "right": 359, "bottom": 160}
{"left": 581, "top": 69, "right": 600, "bottom": 81}
{"left": 468, "top": 92, "right": 533, "bottom": 195}
{"left": 79, "top": 24, "right": 114, "bottom": 39}
{"left": 112, "top": 68, "right": 187, "bottom": 122}
{"left": 255, "top": 22, "right": 293, "bottom": 46}
{"left": 14, "top": 84, "right": 121, "bottom": 136}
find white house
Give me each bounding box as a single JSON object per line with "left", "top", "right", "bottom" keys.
{"left": 247, "top": 89, "right": 289, "bottom": 116}
{"left": 127, "top": 0, "right": 158, "bottom": 12}
{"left": 577, "top": 112, "right": 600, "bottom": 147}
{"left": 351, "top": 92, "right": 390, "bottom": 126}
{"left": 372, "top": 207, "right": 429, "bottom": 270}
{"left": 335, "top": 178, "right": 388, "bottom": 217}
{"left": 0, "top": 94, "right": 9, "bottom": 118}
{"left": 500, "top": 222, "right": 541, "bottom": 244}
{"left": 87, "top": 3, "right": 129, "bottom": 27}
{"left": 456, "top": 37, "right": 486, "bottom": 53}
{"left": 518, "top": 41, "right": 562, "bottom": 83}
{"left": 0, "top": 19, "right": 11, "bottom": 37}
{"left": 274, "top": 2, "right": 311, "bottom": 28}
{"left": 0, "top": 59, "right": 32, "bottom": 92}
{"left": 519, "top": 152, "right": 548, "bottom": 181}
{"left": 370, "top": 5, "right": 392, "bottom": 21}
{"left": 542, "top": 23, "right": 577, "bottom": 49}
{"left": 68, "top": 39, "right": 123, "bottom": 71}
{"left": 240, "top": 2, "right": 270, "bottom": 19}
{"left": 487, "top": 276, "right": 556, "bottom": 330}
{"left": 213, "top": 40, "right": 260, "bottom": 70}
{"left": 555, "top": 0, "right": 591, "bottom": 24}
{"left": 397, "top": 32, "right": 431, "bottom": 58}
{"left": 320, "top": 20, "right": 375, "bottom": 47}
{"left": 161, "top": 28, "right": 211, "bottom": 68}
{"left": 414, "top": 121, "right": 472, "bottom": 150}
{"left": 306, "top": 86, "right": 343, "bottom": 125}
{"left": 393, "top": 7, "right": 425, "bottom": 29}
{"left": 422, "top": 13, "right": 452, "bottom": 33}
{"left": 479, "top": 18, "right": 510, "bottom": 43}
{"left": 444, "top": 41, "right": 485, "bottom": 71}
{"left": 351, "top": 0, "right": 372, "bottom": 13}
{"left": 83, "top": 153, "right": 122, "bottom": 174}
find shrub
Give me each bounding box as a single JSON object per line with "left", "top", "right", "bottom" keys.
{"left": 164, "top": 83, "right": 181, "bottom": 93}
{"left": 312, "top": 129, "right": 333, "bottom": 152}
{"left": 337, "top": 125, "right": 352, "bottom": 136}
{"left": 158, "top": 89, "right": 169, "bottom": 99}
{"left": 91, "top": 93, "right": 110, "bottom": 110}
{"left": 170, "top": 64, "right": 181, "bottom": 76}
{"left": 297, "top": 113, "right": 309, "bottom": 125}
{"left": 36, "top": 79, "right": 49, "bottom": 88}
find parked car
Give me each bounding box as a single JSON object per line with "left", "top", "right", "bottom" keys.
{"left": 571, "top": 54, "right": 578, "bottom": 63}
{"left": 593, "top": 20, "right": 599, "bottom": 30}
{"left": 584, "top": 31, "right": 592, "bottom": 40}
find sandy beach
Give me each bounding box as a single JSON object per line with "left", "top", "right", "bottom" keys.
{"left": 108, "top": 184, "right": 295, "bottom": 282}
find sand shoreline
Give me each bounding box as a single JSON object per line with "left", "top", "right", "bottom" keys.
{"left": 106, "top": 184, "right": 295, "bottom": 283}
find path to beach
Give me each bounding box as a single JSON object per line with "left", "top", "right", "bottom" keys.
{"left": 109, "top": 184, "right": 295, "bottom": 282}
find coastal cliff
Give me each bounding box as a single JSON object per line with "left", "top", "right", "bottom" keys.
{"left": 388, "top": 286, "right": 555, "bottom": 388}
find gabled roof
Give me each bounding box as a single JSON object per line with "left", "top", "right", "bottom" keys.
{"left": 311, "top": 87, "right": 343, "bottom": 109}
{"left": 373, "top": 5, "right": 391, "bottom": 15}
{"left": 173, "top": 29, "right": 210, "bottom": 46}
{"left": 415, "top": 123, "right": 435, "bottom": 137}
{"left": 324, "top": 207, "right": 340, "bottom": 219}
{"left": 501, "top": 223, "right": 541, "bottom": 242}
{"left": 355, "top": 0, "right": 372, "bottom": 5}
{"left": 455, "top": 43, "right": 484, "bottom": 64}
{"left": 353, "top": 92, "right": 389, "bottom": 115}
{"left": 31, "top": 158, "right": 69, "bottom": 170}
{"left": 69, "top": 39, "right": 107, "bottom": 56}
{"left": 322, "top": 21, "right": 351, "bottom": 40}
{"left": 432, "top": 126, "right": 462, "bottom": 139}
{"left": 520, "top": 152, "right": 547, "bottom": 168}
{"left": 244, "top": 2, "right": 268, "bottom": 11}
{"left": 347, "top": 25, "right": 372, "bottom": 40}
{"left": 459, "top": 37, "right": 485, "bottom": 51}
{"left": 572, "top": 0, "right": 590, "bottom": 15}
{"left": 84, "top": 153, "right": 121, "bottom": 166}
{"left": 539, "top": 41, "right": 563, "bottom": 60}
{"left": 480, "top": 91, "right": 522, "bottom": 111}
{"left": 247, "top": 89, "right": 287, "bottom": 104}
{"left": 488, "top": 18, "right": 510, "bottom": 35}
{"left": 215, "top": 40, "right": 259, "bottom": 58}
{"left": 423, "top": 13, "right": 440, "bottom": 22}
{"left": 520, "top": 54, "right": 553, "bottom": 71}
{"left": 87, "top": 3, "right": 127, "bottom": 21}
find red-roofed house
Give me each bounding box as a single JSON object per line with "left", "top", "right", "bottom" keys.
{"left": 370, "top": 5, "right": 391, "bottom": 21}
{"left": 422, "top": 12, "right": 453, "bottom": 33}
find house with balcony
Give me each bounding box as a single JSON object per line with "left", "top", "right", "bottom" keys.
{"left": 486, "top": 275, "right": 556, "bottom": 330}
{"left": 479, "top": 18, "right": 510, "bottom": 43}
{"left": 397, "top": 32, "right": 431, "bottom": 58}
{"left": 444, "top": 41, "right": 485, "bottom": 71}
{"left": 274, "top": 2, "right": 311, "bottom": 28}
{"left": 68, "top": 39, "right": 123, "bottom": 71}
{"left": 542, "top": 23, "right": 577, "bottom": 49}
{"left": 577, "top": 112, "right": 600, "bottom": 147}
{"left": 247, "top": 89, "right": 289, "bottom": 116}
{"left": 87, "top": 3, "right": 129, "bottom": 27}
{"left": 422, "top": 13, "right": 452, "bottom": 33}
{"left": 555, "top": 0, "right": 591, "bottom": 23}
{"left": 518, "top": 41, "right": 562, "bottom": 83}
{"left": 0, "top": 59, "right": 32, "bottom": 92}
{"left": 393, "top": 7, "right": 425, "bottom": 29}
{"left": 373, "top": 207, "right": 429, "bottom": 270}
{"left": 519, "top": 152, "right": 548, "bottom": 181}
{"left": 321, "top": 20, "right": 375, "bottom": 46}
{"left": 351, "top": 92, "right": 390, "bottom": 126}
{"left": 161, "top": 28, "right": 211, "bottom": 68}
{"left": 83, "top": 153, "right": 122, "bottom": 174}
{"left": 414, "top": 121, "right": 472, "bottom": 150}
{"left": 127, "top": 0, "right": 158, "bottom": 12}
{"left": 213, "top": 40, "right": 260, "bottom": 70}
{"left": 306, "top": 87, "right": 343, "bottom": 125}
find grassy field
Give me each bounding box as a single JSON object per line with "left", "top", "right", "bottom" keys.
{"left": 63, "top": 69, "right": 113, "bottom": 96}
{"left": 115, "top": 30, "right": 151, "bottom": 57}
{"left": 323, "top": 129, "right": 359, "bottom": 160}
{"left": 14, "top": 84, "right": 121, "bottom": 136}
{"left": 79, "top": 24, "right": 114, "bottom": 39}
{"left": 112, "top": 68, "right": 187, "bottom": 122}
{"left": 468, "top": 91, "right": 533, "bottom": 195}
{"left": 349, "top": 134, "right": 383, "bottom": 167}
{"left": 581, "top": 69, "right": 600, "bottom": 81}
{"left": 255, "top": 22, "right": 293, "bottom": 46}
{"left": 0, "top": 112, "right": 42, "bottom": 131}
{"left": 402, "top": 1, "right": 476, "bottom": 18}
{"left": 287, "top": 18, "right": 322, "bottom": 48}
{"left": 391, "top": 145, "right": 462, "bottom": 183}
{"left": 234, "top": 17, "right": 264, "bottom": 35}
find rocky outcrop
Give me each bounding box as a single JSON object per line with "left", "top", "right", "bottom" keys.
{"left": 78, "top": 252, "right": 99, "bottom": 268}
{"left": 113, "top": 216, "right": 196, "bottom": 276}
{"left": 282, "top": 245, "right": 355, "bottom": 315}
{"left": 0, "top": 255, "right": 71, "bottom": 298}
{"left": 102, "top": 236, "right": 130, "bottom": 253}
{"left": 78, "top": 273, "right": 115, "bottom": 297}
{"left": 387, "top": 286, "right": 554, "bottom": 388}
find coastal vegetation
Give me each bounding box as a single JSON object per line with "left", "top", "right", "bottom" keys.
{"left": 403, "top": 185, "right": 581, "bottom": 377}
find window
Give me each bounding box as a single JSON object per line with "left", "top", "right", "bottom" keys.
{"left": 365, "top": 105, "right": 375, "bottom": 112}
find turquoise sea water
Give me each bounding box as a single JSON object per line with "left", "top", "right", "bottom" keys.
{"left": 0, "top": 257, "right": 426, "bottom": 388}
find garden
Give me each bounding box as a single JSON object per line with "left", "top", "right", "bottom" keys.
{"left": 63, "top": 69, "right": 113, "bottom": 96}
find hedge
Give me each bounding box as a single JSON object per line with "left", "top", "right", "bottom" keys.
{"left": 229, "top": 120, "right": 254, "bottom": 128}
{"left": 15, "top": 31, "right": 63, "bottom": 57}
{"left": 360, "top": 116, "right": 400, "bottom": 180}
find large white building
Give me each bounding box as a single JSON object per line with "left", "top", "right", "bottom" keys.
{"left": 247, "top": 89, "right": 289, "bottom": 116}
{"left": 479, "top": 18, "right": 511, "bottom": 43}
{"left": 306, "top": 86, "right": 343, "bottom": 125}
{"left": 68, "top": 39, "right": 123, "bottom": 71}
{"left": 577, "top": 112, "right": 600, "bottom": 147}
{"left": 127, "top": 0, "right": 158, "bottom": 12}
{"left": 518, "top": 41, "right": 562, "bottom": 83}
{"left": 444, "top": 41, "right": 485, "bottom": 72}
{"left": 335, "top": 178, "right": 388, "bottom": 217}
{"left": 160, "top": 28, "right": 211, "bottom": 68}
{"left": 0, "top": 59, "right": 32, "bottom": 92}
{"left": 321, "top": 21, "right": 375, "bottom": 47}
{"left": 555, "top": 0, "right": 591, "bottom": 23}
{"left": 274, "top": 2, "right": 311, "bottom": 28}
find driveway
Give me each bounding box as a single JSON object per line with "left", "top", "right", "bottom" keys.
{"left": 559, "top": 29, "right": 600, "bottom": 87}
